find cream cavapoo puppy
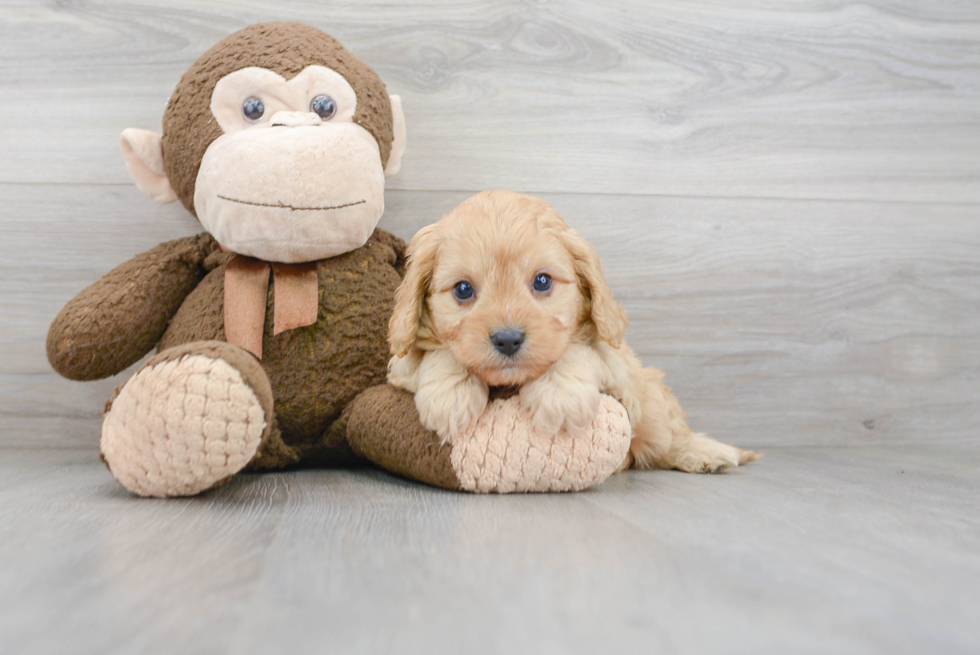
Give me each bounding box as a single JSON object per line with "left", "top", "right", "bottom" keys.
{"left": 387, "top": 190, "right": 760, "bottom": 473}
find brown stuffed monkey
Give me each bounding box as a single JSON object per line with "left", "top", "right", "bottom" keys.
{"left": 47, "top": 22, "right": 631, "bottom": 497}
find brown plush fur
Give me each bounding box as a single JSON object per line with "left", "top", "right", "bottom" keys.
{"left": 160, "top": 228, "right": 407, "bottom": 460}
{"left": 47, "top": 234, "right": 219, "bottom": 381}
{"left": 162, "top": 22, "right": 395, "bottom": 215}
{"left": 51, "top": 229, "right": 406, "bottom": 464}
{"left": 346, "top": 385, "right": 463, "bottom": 490}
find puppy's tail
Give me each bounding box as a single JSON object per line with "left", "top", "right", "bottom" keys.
{"left": 737, "top": 447, "right": 764, "bottom": 465}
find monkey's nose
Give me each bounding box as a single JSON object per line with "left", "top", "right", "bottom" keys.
{"left": 491, "top": 329, "right": 525, "bottom": 357}
{"left": 269, "top": 111, "right": 322, "bottom": 128}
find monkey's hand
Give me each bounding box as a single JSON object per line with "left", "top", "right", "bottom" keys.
{"left": 47, "top": 233, "right": 219, "bottom": 381}
{"left": 519, "top": 344, "right": 604, "bottom": 437}
{"left": 414, "top": 349, "right": 489, "bottom": 443}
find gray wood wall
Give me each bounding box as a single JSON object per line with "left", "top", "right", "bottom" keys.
{"left": 2, "top": 0, "right": 977, "bottom": 449}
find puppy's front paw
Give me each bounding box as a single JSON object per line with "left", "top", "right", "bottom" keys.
{"left": 415, "top": 351, "right": 488, "bottom": 441}
{"left": 416, "top": 376, "right": 488, "bottom": 441}
{"left": 519, "top": 375, "right": 601, "bottom": 437}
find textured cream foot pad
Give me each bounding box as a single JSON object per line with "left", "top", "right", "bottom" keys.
{"left": 450, "top": 395, "right": 632, "bottom": 493}
{"left": 101, "top": 354, "right": 267, "bottom": 497}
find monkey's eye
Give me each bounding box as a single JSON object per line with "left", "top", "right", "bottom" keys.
{"left": 453, "top": 281, "right": 475, "bottom": 301}
{"left": 242, "top": 96, "right": 265, "bottom": 122}
{"left": 310, "top": 94, "right": 337, "bottom": 120}
{"left": 533, "top": 273, "right": 553, "bottom": 293}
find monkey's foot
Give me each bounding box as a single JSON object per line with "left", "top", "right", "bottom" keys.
{"left": 101, "top": 341, "right": 274, "bottom": 497}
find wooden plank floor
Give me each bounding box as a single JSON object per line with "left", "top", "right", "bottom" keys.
{"left": 1, "top": 445, "right": 978, "bottom": 654}
{"left": 1, "top": 1, "right": 978, "bottom": 653}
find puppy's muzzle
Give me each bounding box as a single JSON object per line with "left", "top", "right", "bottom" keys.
{"left": 490, "top": 328, "right": 525, "bottom": 357}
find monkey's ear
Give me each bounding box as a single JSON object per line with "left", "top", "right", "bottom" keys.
{"left": 120, "top": 128, "right": 178, "bottom": 204}
{"left": 384, "top": 95, "right": 407, "bottom": 177}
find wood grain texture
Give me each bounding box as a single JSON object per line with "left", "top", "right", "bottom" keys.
{"left": 0, "top": 446, "right": 977, "bottom": 654}
{"left": 1, "top": 1, "right": 978, "bottom": 201}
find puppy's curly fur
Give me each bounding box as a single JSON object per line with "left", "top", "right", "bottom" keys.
{"left": 388, "top": 190, "right": 760, "bottom": 473}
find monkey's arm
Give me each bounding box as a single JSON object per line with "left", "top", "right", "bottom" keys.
{"left": 370, "top": 228, "right": 408, "bottom": 277}
{"left": 47, "top": 233, "right": 220, "bottom": 381}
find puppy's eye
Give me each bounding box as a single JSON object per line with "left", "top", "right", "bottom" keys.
{"left": 453, "top": 281, "right": 475, "bottom": 301}
{"left": 532, "top": 273, "right": 553, "bottom": 293}
{"left": 242, "top": 96, "right": 265, "bottom": 122}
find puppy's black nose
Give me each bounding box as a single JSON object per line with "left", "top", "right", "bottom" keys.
{"left": 491, "top": 329, "right": 525, "bottom": 357}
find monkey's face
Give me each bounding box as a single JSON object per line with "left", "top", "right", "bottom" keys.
{"left": 120, "top": 23, "right": 407, "bottom": 265}
{"left": 193, "top": 66, "right": 389, "bottom": 263}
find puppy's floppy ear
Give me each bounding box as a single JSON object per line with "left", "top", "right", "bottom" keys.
{"left": 389, "top": 224, "right": 440, "bottom": 356}
{"left": 559, "top": 227, "right": 628, "bottom": 348}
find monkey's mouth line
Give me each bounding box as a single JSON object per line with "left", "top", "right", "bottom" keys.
{"left": 217, "top": 195, "right": 367, "bottom": 212}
